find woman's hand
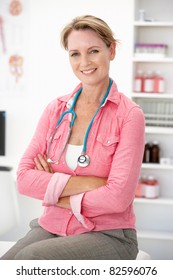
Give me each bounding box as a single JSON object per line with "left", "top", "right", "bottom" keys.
{"left": 34, "top": 154, "right": 54, "bottom": 173}
{"left": 57, "top": 196, "right": 71, "bottom": 209}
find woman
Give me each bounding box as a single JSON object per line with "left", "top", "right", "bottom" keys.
{"left": 1, "top": 15, "right": 145, "bottom": 260}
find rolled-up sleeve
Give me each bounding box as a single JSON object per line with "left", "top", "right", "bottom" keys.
{"left": 70, "top": 193, "right": 95, "bottom": 229}
{"left": 43, "top": 172, "right": 71, "bottom": 206}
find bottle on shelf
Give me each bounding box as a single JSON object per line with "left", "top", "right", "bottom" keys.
{"left": 153, "top": 71, "right": 165, "bottom": 93}
{"left": 144, "top": 71, "right": 154, "bottom": 93}
{"left": 135, "top": 175, "right": 147, "bottom": 198}
{"left": 144, "top": 175, "right": 159, "bottom": 199}
{"left": 151, "top": 141, "right": 160, "bottom": 163}
{"left": 133, "top": 70, "right": 144, "bottom": 92}
{"left": 138, "top": 9, "right": 146, "bottom": 21}
{"left": 135, "top": 175, "right": 160, "bottom": 199}
{"left": 143, "top": 141, "right": 153, "bottom": 163}
{"left": 134, "top": 43, "right": 167, "bottom": 58}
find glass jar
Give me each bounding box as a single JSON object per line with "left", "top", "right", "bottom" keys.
{"left": 144, "top": 175, "right": 159, "bottom": 198}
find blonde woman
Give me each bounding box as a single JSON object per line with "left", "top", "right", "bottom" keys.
{"left": 1, "top": 15, "right": 145, "bottom": 260}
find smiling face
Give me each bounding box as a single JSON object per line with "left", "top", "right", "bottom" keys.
{"left": 67, "top": 29, "right": 116, "bottom": 88}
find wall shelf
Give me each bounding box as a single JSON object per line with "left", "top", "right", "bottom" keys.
{"left": 134, "top": 197, "right": 173, "bottom": 206}
{"left": 132, "top": 0, "right": 173, "bottom": 260}
{"left": 132, "top": 93, "right": 173, "bottom": 99}
{"left": 145, "top": 126, "right": 173, "bottom": 134}
{"left": 134, "top": 21, "right": 173, "bottom": 27}
{"left": 142, "top": 163, "right": 173, "bottom": 170}
{"left": 132, "top": 57, "right": 173, "bottom": 63}
{"left": 137, "top": 230, "right": 173, "bottom": 240}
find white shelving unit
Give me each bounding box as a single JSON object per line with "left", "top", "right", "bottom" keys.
{"left": 132, "top": 0, "right": 173, "bottom": 260}
{"left": 142, "top": 163, "right": 173, "bottom": 170}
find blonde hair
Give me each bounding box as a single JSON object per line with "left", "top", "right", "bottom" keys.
{"left": 61, "top": 15, "right": 116, "bottom": 50}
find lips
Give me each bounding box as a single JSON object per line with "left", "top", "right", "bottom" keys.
{"left": 81, "top": 68, "right": 96, "bottom": 74}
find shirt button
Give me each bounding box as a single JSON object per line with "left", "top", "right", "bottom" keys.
{"left": 69, "top": 211, "right": 72, "bottom": 215}
{"left": 107, "top": 140, "right": 110, "bottom": 144}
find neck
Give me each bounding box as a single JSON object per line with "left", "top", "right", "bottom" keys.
{"left": 81, "top": 79, "right": 110, "bottom": 104}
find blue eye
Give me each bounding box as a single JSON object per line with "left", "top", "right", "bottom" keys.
{"left": 90, "top": 49, "right": 99, "bottom": 54}
{"left": 71, "top": 52, "right": 79, "bottom": 57}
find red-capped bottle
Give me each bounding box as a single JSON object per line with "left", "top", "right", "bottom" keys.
{"left": 144, "top": 71, "right": 154, "bottom": 93}
{"left": 154, "top": 71, "right": 165, "bottom": 93}
{"left": 134, "top": 70, "right": 144, "bottom": 92}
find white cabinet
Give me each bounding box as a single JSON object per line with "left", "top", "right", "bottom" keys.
{"left": 132, "top": 0, "right": 173, "bottom": 259}
{"left": 0, "top": 168, "right": 19, "bottom": 236}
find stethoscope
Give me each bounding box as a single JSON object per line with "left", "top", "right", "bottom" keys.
{"left": 47, "top": 78, "right": 113, "bottom": 167}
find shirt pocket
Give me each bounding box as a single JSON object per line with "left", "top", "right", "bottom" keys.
{"left": 94, "top": 134, "right": 119, "bottom": 165}
{"left": 46, "top": 128, "right": 63, "bottom": 159}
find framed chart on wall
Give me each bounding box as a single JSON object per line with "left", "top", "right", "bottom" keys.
{"left": 0, "top": 0, "right": 29, "bottom": 94}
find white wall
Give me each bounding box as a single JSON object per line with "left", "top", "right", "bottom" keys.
{"left": 0, "top": 0, "right": 134, "bottom": 240}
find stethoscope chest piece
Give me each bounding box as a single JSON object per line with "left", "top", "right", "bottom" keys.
{"left": 77, "top": 154, "right": 90, "bottom": 167}
{"left": 47, "top": 79, "right": 113, "bottom": 167}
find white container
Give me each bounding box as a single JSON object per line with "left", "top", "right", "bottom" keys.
{"left": 145, "top": 185, "right": 159, "bottom": 198}
{"left": 144, "top": 176, "right": 159, "bottom": 199}
{"left": 0, "top": 168, "right": 19, "bottom": 236}
{"left": 138, "top": 10, "right": 146, "bottom": 21}
{"left": 144, "top": 182, "right": 159, "bottom": 198}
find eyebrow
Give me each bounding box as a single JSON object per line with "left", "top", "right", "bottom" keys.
{"left": 69, "top": 46, "right": 101, "bottom": 53}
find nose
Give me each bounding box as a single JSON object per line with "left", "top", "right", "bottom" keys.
{"left": 80, "top": 53, "right": 91, "bottom": 68}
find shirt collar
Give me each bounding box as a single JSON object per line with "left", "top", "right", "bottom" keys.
{"left": 58, "top": 80, "right": 121, "bottom": 107}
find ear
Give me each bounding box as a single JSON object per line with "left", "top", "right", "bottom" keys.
{"left": 109, "top": 41, "right": 116, "bottom": 60}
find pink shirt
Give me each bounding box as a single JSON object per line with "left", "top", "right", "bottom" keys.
{"left": 17, "top": 80, "right": 145, "bottom": 236}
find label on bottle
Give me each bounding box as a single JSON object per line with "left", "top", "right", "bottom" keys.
{"left": 158, "top": 79, "right": 165, "bottom": 93}
{"left": 145, "top": 185, "right": 159, "bottom": 198}
{"left": 144, "top": 78, "right": 154, "bottom": 92}
{"left": 145, "top": 149, "right": 150, "bottom": 162}
{"left": 134, "top": 79, "right": 142, "bottom": 92}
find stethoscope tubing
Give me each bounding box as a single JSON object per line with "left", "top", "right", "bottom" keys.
{"left": 47, "top": 78, "right": 113, "bottom": 165}
{"left": 47, "top": 125, "right": 72, "bottom": 164}
{"left": 56, "top": 88, "right": 82, "bottom": 127}
{"left": 83, "top": 79, "right": 112, "bottom": 152}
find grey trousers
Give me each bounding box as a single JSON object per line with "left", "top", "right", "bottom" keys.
{"left": 1, "top": 219, "right": 138, "bottom": 260}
